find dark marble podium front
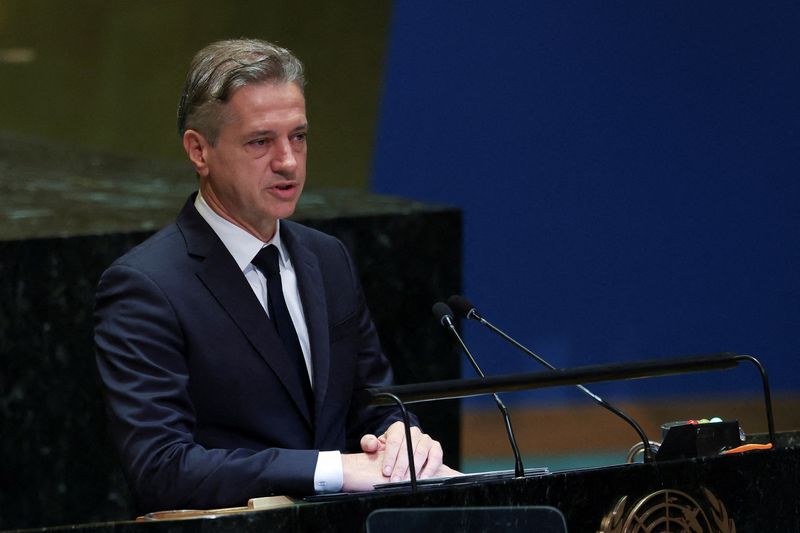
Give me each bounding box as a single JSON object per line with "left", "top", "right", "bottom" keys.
{"left": 8, "top": 444, "right": 799, "bottom": 532}
{"left": 0, "top": 133, "right": 462, "bottom": 530}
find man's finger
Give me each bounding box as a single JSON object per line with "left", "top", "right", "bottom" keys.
{"left": 381, "top": 422, "right": 410, "bottom": 479}
{"left": 388, "top": 425, "right": 426, "bottom": 481}
{"left": 418, "top": 440, "right": 444, "bottom": 479}
{"left": 360, "top": 434, "right": 382, "bottom": 453}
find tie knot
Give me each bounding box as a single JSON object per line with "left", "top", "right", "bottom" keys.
{"left": 252, "top": 245, "right": 281, "bottom": 277}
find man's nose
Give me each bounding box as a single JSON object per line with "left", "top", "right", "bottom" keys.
{"left": 271, "top": 139, "right": 297, "bottom": 173}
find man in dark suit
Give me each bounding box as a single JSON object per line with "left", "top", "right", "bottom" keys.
{"left": 94, "top": 38, "right": 454, "bottom": 514}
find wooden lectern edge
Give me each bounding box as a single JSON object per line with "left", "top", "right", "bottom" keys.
{"left": 135, "top": 495, "right": 298, "bottom": 521}
{"left": 248, "top": 495, "right": 298, "bottom": 510}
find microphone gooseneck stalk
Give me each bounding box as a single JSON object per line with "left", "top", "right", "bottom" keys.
{"left": 447, "top": 295, "right": 655, "bottom": 463}
{"left": 432, "top": 302, "right": 526, "bottom": 478}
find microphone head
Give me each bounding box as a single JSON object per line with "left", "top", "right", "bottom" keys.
{"left": 432, "top": 302, "right": 455, "bottom": 326}
{"left": 448, "top": 294, "right": 479, "bottom": 320}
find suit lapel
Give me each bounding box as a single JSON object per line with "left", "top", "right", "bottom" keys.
{"left": 176, "top": 198, "right": 313, "bottom": 427}
{"left": 281, "top": 222, "right": 331, "bottom": 422}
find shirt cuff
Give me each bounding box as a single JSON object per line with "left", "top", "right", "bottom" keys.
{"left": 313, "top": 450, "right": 343, "bottom": 493}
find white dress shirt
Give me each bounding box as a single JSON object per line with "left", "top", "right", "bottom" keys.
{"left": 194, "top": 192, "right": 343, "bottom": 493}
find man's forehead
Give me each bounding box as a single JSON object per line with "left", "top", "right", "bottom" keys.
{"left": 221, "top": 82, "right": 306, "bottom": 126}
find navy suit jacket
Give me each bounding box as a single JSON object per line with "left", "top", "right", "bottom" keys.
{"left": 95, "top": 195, "right": 408, "bottom": 513}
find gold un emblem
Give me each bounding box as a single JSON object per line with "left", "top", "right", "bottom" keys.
{"left": 598, "top": 487, "right": 735, "bottom": 533}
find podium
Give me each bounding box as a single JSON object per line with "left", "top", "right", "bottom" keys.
{"left": 15, "top": 443, "right": 799, "bottom": 532}
{"left": 17, "top": 354, "right": 800, "bottom": 532}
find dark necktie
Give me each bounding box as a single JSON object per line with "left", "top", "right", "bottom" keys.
{"left": 251, "top": 245, "right": 314, "bottom": 417}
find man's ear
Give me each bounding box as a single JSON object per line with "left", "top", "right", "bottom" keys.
{"left": 182, "top": 129, "right": 211, "bottom": 177}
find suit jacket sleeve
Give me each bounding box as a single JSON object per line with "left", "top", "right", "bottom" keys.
{"left": 95, "top": 262, "right": 317, "bottom": 513}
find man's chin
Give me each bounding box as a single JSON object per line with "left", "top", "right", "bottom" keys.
{"left": 273, "top": 203, "right": 298, "bottom": 221}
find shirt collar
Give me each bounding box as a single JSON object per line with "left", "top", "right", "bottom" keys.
{"left": 194, "top": 191, "right": 288, "bottom": 272}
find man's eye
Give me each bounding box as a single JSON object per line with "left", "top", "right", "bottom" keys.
{"left": 292, "top": 133, "right": 307, "bottom": 142}
{"left": 249, "top": 139, "right": 267, "bottom": 146}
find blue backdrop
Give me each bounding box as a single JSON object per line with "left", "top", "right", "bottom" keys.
{"left": 371, "top": 2, "right": 799, "bottom": 405}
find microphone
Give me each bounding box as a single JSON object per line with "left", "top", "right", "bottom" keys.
{"left": 432, "top": 302, "right": 526, "bottom": 478}
{"left": 447, "top": 295, "right": 656, "bottom": 463}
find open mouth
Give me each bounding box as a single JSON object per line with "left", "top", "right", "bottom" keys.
{"left": 267, "top": 182, "right": 299, "bottom": 199}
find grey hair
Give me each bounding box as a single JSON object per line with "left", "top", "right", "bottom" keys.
{"left": 177, "top": 38, "right": 305, "bottom": 143}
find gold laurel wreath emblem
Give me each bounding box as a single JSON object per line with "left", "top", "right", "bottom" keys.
{"left": 598, "top": 487, "right": 735, "bottom": 533}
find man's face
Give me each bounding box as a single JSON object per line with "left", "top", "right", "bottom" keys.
{"left": 186, "top": 81, "right": 307, "bottom": 241}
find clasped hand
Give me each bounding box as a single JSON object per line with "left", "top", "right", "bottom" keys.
{"left": 341, "top": 421, "right": 459, "bottom": 491}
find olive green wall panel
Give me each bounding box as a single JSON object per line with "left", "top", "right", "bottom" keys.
{"left": 0, "top": 0, "right": 391, "bottom": 189}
